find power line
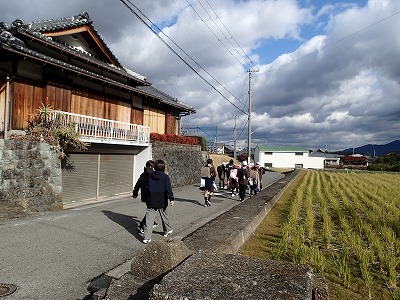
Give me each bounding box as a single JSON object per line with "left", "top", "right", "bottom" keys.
{"left": 266, "top": 9, "right": 400, "bottom": 74}
{"left": 194, "top": 0, "right": 251, "bottom": 69}
{"left": 202, "top": 0, "right": 255, "bottom": 70}
{"left": 185, "top": 0, "right": 248, "bottom": 70}
{"left": 119, "top": 0, "right": 248, "bottom": 115}
{"left": 176, "top": 0, "right": 244, "bottom": 76}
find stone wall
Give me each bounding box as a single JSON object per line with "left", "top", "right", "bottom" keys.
{"left": 152, "top": 142, "right": 206, "bottom": 187}
{"left": 0, "top": 140, "right": 63, "bottom": 212}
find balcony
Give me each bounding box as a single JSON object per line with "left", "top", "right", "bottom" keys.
{"left": 52, "top": 111, "right": 150, "bottom": 146}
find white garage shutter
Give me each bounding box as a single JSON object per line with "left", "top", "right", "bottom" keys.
{"left": 62, "top": 153, "right": 134, "bottom": 204}
{"left": 98, "top": 154, "right": 134, "bottom": 198}
{"left": 62, "top": 153, "right": 98, "bottom": 203}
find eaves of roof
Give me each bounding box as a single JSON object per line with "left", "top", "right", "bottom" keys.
{"left": 256, "top": 145, "right": 309, "bottom": 152}
{"left": 15, "top": 28, "right": 148, "bottom": 85}
{"left": 309, "top": 153, "right": 338, "bottom": 158}
{"left": 1, "top": 16, "right": 149, "bottom": 85}
{"left": 0, "top": 39, "right": 194, "bottom": 113}
{"left": 137, "top": 86, "right": 195, "bottom": 114}
{"left": 1, "top": 14, "right": 196, "bottom": 115}
{"left": 341, "top": 156, "right": 366, "bottom": 161}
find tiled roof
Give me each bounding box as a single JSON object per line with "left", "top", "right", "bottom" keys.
{"left": 1, "top": 14, "right": 147, "bottom": 84}
{"left": 0, "top": 13, "right": 196, "bottom": 114}
{"left": 256, "top": 145, "right": 309, "bottom": 152}
{"left": 29, "top": 12, "right": 122, "bottom": 67}
{"left": 29, "top": 12, "right": 92, "bottom": 32}
{"left": 309, "top": 152, "right": 338, "bottom": 158}
{"left": 137, "top": 86, "right": 195, "bottom": 113}
{"left": 341, "top": 155, "right": 367, "bottom": 161}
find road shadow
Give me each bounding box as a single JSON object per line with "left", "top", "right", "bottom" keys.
{"left": 173, "top": 197, "right": 203, "bottom": 206}
{"left": 102, "top": 210, "right": 143, "bottom": 240}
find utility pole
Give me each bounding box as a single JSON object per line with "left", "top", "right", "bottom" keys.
{"left": 247, "top": 70, "right": 252, "bottom": 164}
{"left": 234, "top": 116, "right": 237, "bottom": 160}
{"left": 214, "top": 126, "right": 217, "bottom": 150}
{"left": 247, "top": 68, "right": 258, "bottom": 164}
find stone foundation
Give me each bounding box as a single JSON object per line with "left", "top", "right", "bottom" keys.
{"left": 0, "top": 140, "right": 62, "bottom": 212}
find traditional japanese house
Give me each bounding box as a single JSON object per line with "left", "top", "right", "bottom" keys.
{"left": 0, "top": 12, "right": 195, "bottom": 204}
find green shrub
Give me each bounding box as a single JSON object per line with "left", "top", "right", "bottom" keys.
{"left": 11, "top": 103, "right": 88, "bottom": 159}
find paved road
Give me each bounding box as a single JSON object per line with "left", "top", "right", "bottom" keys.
{"left": 0, "top": 172, "right": 284, "bottom": 300}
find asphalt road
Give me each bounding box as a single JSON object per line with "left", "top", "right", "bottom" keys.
{"left": 0, "top": 171, "right": 284, "bottom": 300}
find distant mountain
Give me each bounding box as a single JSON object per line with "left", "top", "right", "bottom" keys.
{"left": 340, "top": 140, "right": 400, "bottom": 156}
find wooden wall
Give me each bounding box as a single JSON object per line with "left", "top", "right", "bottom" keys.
{"left": 0, "top": 81, "right": 5, "bottom": 133}
{"left": 165, "top": 113, "right": 178, "bottom": 134}
{"left": 11, "top": 81, "right": 145, "bottom": 130}
{"left": 143, "top": 106, "right": 165, "bottom": 134}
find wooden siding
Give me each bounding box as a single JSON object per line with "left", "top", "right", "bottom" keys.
{"left": 46, "top": 85, "right": 71, "bottom": 112}
{"left": 11, "top": 81, "right": 144, "bottom": 130}
{"left": 165, "top": 113, "right": 177, "bottom": 134}
{"left": 143, "top": 106, "right": 165, "bottom": 134}
{"left": 12, "top": 82, "right": 43, "bottom": 129}
{"left": 0, "top": 82, "right": 5, "bottom": 132}
{"left": 131, "top": 108, "right": 143, "bottom": 125}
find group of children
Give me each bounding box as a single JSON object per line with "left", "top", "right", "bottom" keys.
{"left": 201, "top": 158, "right": 264, "bottom": 205}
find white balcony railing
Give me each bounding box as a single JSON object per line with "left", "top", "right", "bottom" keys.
{"left": 52, "top": 111, "right": 150, "bottom": 145}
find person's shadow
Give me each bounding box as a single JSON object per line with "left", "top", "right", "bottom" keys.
{"left": 173, "top": 197, "right": 203, "bottom": 206}
{"left": 102, "top": 210, "right": 142, "bottom": 240}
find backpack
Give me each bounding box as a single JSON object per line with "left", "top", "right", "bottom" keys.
{"left": 201, "top": 166, "right": 211, "bottom": 178}
{"left": 237, "top": 168, "right": 245, "bottom": 180}
{"left": 250, "top": 170, "right": 258, "bottom": 180}
{"left": 217, "top": 165, "right": 222, "bottom": 176}
{"left": 229, "top": 168, "right": 237, "bottom": 179}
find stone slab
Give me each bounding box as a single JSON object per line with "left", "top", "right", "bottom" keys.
{"left": 150, "top": 252, "right": 314, "bottom": 300}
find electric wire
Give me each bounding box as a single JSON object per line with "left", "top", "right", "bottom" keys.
{"left": 202, "top": 0, "right": 255, "bottom": 70}
{"left": 194, "top": 0, "right": 250, "bottom": 68}
{"left": 184, "top": 0, "right": 248, "bottom": 71}
{"left": 266, "top": 9, "right": 400, "bottom": 73}
{"left": 119, "top": 0, "right": 248, "bottom": 114}
{"left": 176, "top": 0, "right": 244, "bottom": 76}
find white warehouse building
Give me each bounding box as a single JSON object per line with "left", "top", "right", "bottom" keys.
{"left": 254, "top": 145, "right": 339, "bottom": 169}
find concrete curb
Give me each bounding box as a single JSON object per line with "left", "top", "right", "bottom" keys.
{"left": 217, "top": 170, "right": 300, "bottom": 254}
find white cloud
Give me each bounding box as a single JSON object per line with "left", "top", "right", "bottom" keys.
{"left": 0, "top": 0, "right": 399, "bottom": 150}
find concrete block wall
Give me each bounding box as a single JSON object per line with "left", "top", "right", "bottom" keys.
{"left": 0, "top": 140, "right": 63, "bottom": 211}
{"left": 151, "top": 142, "right": 205, "bottom": 187}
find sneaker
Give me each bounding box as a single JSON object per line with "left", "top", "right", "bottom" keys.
{"left": 164, "top": 230, "right": 173, "bottom": 237}
{"left": 143, "top": 239, "right": 151, "bottom": 244}
{"left": 153, "top": 223, "right": 159, "bottom": 228}
{"left": 231, "top": 194, "right": 235, "bottom": 197}
{"left": 137, "top": 226, "right": 144, "bottom": 234}
{"left": 203, "top": 203, "right": 208, "bottom": 207}
{"left": 206, "top": 201, "right": 211, "bottom": 206}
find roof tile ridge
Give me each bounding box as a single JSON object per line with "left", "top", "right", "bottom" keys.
{"left": 30, "top": 12, "right": 92, "bottom": 31}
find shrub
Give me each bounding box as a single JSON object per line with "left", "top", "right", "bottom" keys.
{"left": 10, "top": 103, "right": 88, "bottom": 159}
{"left": 150, "top": 133, "right": 200, "bottom": 146}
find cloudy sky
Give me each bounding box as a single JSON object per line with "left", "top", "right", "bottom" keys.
{"left": 1, "top": 0, "right": 399, "bottom": 151}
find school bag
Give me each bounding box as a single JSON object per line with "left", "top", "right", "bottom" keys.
{"left": 217, "top": 165, "right": 222, "bottom": 176}
{"left": 250, "top": 170, "right": 258, "bottom": 180}
{"left": 201, "top": 166, "right": 211, "bottom": 178}
{"left": 229, "top": 168, "right": 237, "bottom": 179}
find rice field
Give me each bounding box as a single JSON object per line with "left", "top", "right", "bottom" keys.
{"left": 240, "top": 170, "right": 400, "bottom": 300}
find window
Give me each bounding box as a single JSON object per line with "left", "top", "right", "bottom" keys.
{"left": 295, "top": 152, "right": 304, "bottom": 156}
{"left": 264, "top": 152, "right": 273, "bottom": 155}
{"left": 265, "top": 163, "right": 272, "bottom": 168}
{"left": 295, "top": 164, "right": 303, "bottom": 168}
